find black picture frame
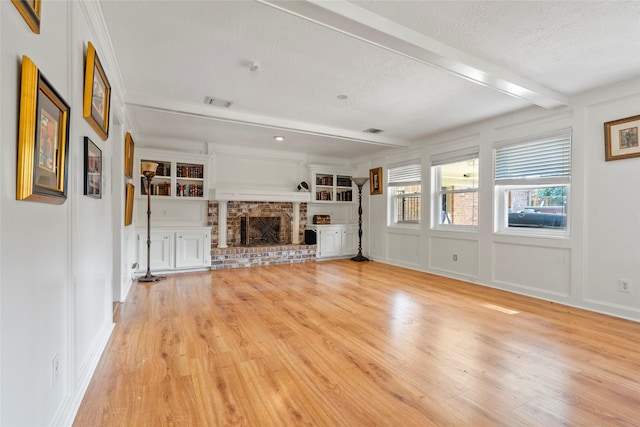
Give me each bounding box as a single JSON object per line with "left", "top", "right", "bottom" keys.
{"left": 84, "top": 137, "right": 102, "bottom": 198}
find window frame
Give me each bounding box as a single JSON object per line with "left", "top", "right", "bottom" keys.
{"left": 493, "top": 130, "right": 571, "bottom": 237}
{"left": 495, "top": 183, "right": 570, "bottom": 237}
{"left": 392, "top": 185, "right": 421, "bottom": 225}
{"left": 431, "top": 153, "right": 479, "bottom": 231}
{"left": 387, "top": 160, "right": 422, "bottom": 227}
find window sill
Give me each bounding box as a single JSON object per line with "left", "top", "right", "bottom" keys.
{"left": 431, "top": 225, "right": 479, "bottom": 233}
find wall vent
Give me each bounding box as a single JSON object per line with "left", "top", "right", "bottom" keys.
{"left": 363, "top": 127, "right": 384, "bottom": 134}
{"left": 204, "top": 96, "right": 233, "bottom": 108}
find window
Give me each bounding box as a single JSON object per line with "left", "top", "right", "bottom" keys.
{"left": 388, "top": 161, "right": 421, "bottom": 224}
{"left": 432, "top": 152, "right": 479, "bottom": 228}
{"left": 494, "top": 131, "right": 571, "bottom": 233}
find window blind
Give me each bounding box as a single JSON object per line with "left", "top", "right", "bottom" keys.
{"left": 388, "top": 162, "right": 421, "bottom": 187}
{"left": 431, "top": 147, "right": 479, "bottom": 166}
{"left": 495, "top": 135, "right": 571, "bottom": 181}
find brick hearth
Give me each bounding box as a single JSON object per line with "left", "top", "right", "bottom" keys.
{"left": 210, "top": 244, "right": 316, "bottom": 269}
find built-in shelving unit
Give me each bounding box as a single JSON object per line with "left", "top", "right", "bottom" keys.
{"left": 136, "top": 149, "right": 208, "bottom": 200}
{"left": 310, "top": 168, "right": 355, "bottom": 203}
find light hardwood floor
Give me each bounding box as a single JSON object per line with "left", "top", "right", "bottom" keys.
{"left": 74, "top": 260, "right": 640, "bottom": 426}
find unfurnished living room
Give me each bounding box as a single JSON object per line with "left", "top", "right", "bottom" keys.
{"left": 2, "top": 1, "right": 639, "bottom": 426}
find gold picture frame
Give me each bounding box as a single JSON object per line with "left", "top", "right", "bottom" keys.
{"left": 124, "top": 183, "right": 135, "bottom": 226}
{"left": 11, "top": 0, "right": 41, "bottom": 34}
{"left": 124, "top": 132, "right": 135, "bottom": 178}
{"left": 83, "top": 41, "right": 111, "bottom": 141}
{"left": 17, "top": 56, "right": 70, "bottom": 204}
{"left": 604, "top": 115, "right": 640, "bottom": 161}
{"left": 369, "top": 167, "right": 382, "bottom": 195}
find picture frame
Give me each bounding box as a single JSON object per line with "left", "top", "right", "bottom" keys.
{"left": 604, "top": 115, "right": 640, "bottom": 161}
{"left": 369, "top": 167, "right": 382, "bottom": 195}
{"left": 124, "top": 132, "right": 135, "bottom": 178}
{"left": 83, "top": 41, "right": 111, "bottom": 141}
{"left": 11, "top": 0, "right": 41, "bottom": 34}
{"left": 16, "top": 56, "right": 70, "bottom": 205}
{"left": 124, "top": 183, "right": 135, "bottom": 226}
{"left": 84, "top": 137, "right": 102, "bottom": 199}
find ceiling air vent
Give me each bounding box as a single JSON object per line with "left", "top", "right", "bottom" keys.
{"left": 204, "top": 96, "right": 233, "bottom": 108}
{"left": 363, "top": 127, "right": 384, "bottom": 134}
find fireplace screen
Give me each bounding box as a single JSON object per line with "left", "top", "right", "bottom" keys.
{"left": 241, "top": 216, "right": 281, "bottom": 246}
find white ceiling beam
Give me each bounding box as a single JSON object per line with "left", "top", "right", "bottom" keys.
{"left": 124, "top": 94, "right": 410, "bottom": 149}
{"left": 258, "top": 0, "right": 569, "bottom": 109}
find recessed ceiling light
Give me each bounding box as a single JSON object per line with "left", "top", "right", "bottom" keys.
{"left": 274, "top": 136, "right": 284, "bottom": 142}
{"left": 337, "top": 94, "right": 348, "bottom": 100}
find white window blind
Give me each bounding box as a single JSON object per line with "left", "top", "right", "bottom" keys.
{"left": 431, "top": 147, "right": 479, "bottom": 166}
{"left": 388, "top": 161, "right": 421, "bottom": 187}
{"left": 495, "top": 134, "right": 571, "bottom": 181}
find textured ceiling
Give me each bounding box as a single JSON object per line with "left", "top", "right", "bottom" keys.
{"left": 98, "top": 0, "right": 640, "bottom": 159}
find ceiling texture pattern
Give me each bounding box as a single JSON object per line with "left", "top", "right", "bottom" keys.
{"left": 98, "top": 0, "right": 640, "bottom": 158}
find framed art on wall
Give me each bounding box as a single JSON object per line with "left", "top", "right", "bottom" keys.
{"left": 125, "top": 183, "right": 135, "bottom": 226}
{"left": 11, "top": 0, "right": 41, "bottom": 34}
{"left": 369, "top": 167, "right": 382, "bottom": 195}
{"left": 84, "top": 137, "right": 102, "bottom": 199}
{"left": 124, "top": 132, "right": 135, "bottom": 178}
{"left": 16, "top": 56, "right": 70, "bottom": 204}
{"left": 604, "top": 115, "right": 640, "bottom": 161}
{"left": 83, "top": 41, "right": 111, "bottom": 140}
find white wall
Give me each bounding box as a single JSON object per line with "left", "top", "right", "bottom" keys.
{"left": 1, "top": 1, "right": 127, "bottom": 425}
{"left": 578, "top": 80, "right": 640, "bottom": 317}
{"left": 358, "top": 77, "right": 640, "bottom": 322}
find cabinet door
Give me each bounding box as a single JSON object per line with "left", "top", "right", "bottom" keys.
{"left": 318, "top": 227, "right": 341, "bottom": 258}
{"left": 175, "top": 231, "right": 208, "bottom": 268}
{"left": 341, "top": 225, "right": 358, "bottom": 256}
{"left": 137, "top": 232, "right": 172, "bottom": 271}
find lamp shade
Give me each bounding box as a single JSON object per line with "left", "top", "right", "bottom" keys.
{"left": 352, "top": 177, "right": 369, "bottom": 186}
{"left": 140, "top": 161, "right": 159, "bottom": 174}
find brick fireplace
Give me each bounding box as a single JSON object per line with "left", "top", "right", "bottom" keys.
{"left": 207, "top": 199, "right": 316, "bottom": 269}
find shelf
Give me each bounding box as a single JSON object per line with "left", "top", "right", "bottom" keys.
{"left": 310, "top": 170, "right": 355, "bottom": 203}
{"left": 136, "top": 151, "right": 208, "bottom": 200}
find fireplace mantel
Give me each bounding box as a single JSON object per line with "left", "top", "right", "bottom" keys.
{"left": 210, "top": 188, "right": 311, "bottom": 203}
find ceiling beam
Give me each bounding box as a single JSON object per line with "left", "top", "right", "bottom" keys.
{"left": 124, "top": 94, "right": 410, "bottom": 149}
{"left": 258, "top": 0, "right": 569, "bottom": 109}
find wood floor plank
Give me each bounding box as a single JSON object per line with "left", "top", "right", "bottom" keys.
{"left": 74, "top": 260, "right": 640, "bottom": 426}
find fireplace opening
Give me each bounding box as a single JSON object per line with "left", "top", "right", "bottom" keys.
{"left": 241, "top": 216, "right": 282, "bottom": 246}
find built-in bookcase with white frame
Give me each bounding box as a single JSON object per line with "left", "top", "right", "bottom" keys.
{"left": 309, "top": 166, "right": 356, "bottom": 204}
{"left": 135, "top": 148, "right": 209, "bottom": 200}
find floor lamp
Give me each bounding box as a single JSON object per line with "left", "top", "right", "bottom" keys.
{"left": 351, "top": 177, "right": 370, "bottom": 262}
{"left": 138, "top": 161, "right": 165, "bottom": 282}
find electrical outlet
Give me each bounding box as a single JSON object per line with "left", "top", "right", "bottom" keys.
{"left": 52, "top": 353, "right": 60, "bottom": 389}
{"left": 618, "top": 279, "right": 631, "bottom": 293}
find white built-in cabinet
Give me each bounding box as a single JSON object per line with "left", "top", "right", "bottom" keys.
{"left": 136, "top": 227, "right": 211, "bottom": 274}
{"left": 307, "top": 224, "right": 358, "bottom": 259}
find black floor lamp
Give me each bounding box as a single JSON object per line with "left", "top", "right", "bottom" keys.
{"left": 138, "top": 161, "right": 165, "bottom": 283}
{"left": 351, "top": 177, "right": 370, "bottom": 262}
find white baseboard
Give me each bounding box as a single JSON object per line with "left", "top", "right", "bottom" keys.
{"left": 51, "top": 321, "right": 115, "bottom": 427}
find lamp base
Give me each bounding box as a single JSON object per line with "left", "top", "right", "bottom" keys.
{"left": 138, "top": 274, "right": 165, "bottom": 283}
{"left": 350, "top": 253, "right": 370, "bottom": 262}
